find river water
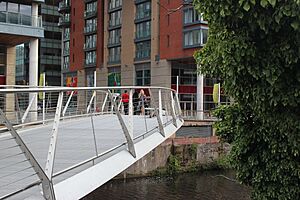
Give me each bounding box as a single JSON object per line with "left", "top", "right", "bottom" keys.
{"left": 83, "top": 170, "right": 251, "bottom": 200}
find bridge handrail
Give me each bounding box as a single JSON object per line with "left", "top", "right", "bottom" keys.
{"left": 0, "top": 86, "right": 183, "bottom": 200}
{"left": 0, "top": 86, "right": 176, "bottom": 93}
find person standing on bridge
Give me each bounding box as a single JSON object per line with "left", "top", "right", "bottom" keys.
{"left": 121, "top": 90, "right": 129, "bottom": 115}
{"left": 138, "top": 89, "right": 146, "bottom": 115}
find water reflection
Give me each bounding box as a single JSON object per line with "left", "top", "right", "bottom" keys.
{"left": 83, "top": 170, "right": 250, "bottom": 200}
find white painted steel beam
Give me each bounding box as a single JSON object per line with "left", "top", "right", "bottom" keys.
{"left": 54, "top": 119, "right": 183, "bottom": 200}
{"left": 45, "top": 92, "right": 64, "bottom": 180}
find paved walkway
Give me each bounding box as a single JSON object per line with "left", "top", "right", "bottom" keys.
{"left": 0, "top": 114, "right": 172, "bottom": 199}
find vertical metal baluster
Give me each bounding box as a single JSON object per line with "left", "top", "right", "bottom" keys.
{"left": 170, "top": 91, "right": 178, "bottom": 127}
{"left": 45, "top": 92, "right": 64, "bottom": 180}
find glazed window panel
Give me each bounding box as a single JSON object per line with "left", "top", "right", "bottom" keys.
{"left": 136, "top": 21, "right": 151, "bottom": 39}
{"left": 108, "top": 46, "right": 121, "bottom": 62}
{"left": 109, "top": 10, "right": 122, "bottom": 27}
{"left": 183, "top": 28, "right": 208, "bottom": 47}
{"left": 85, "top": 51, "right": 96, "bottom": 65}
{"left": 108, "top": 29, "right": 121, "bottom": 45}
{"left": 109, "top": 0, "right": 122, "bottom": 10}
{"left": 183, "top": 8, "right": 202, "bottom": 24}
{"left": 136, "top": 1, "right": 151, "bottom": 20}
{"left": 135, "top": 41, "right": 151, "bottom": 59}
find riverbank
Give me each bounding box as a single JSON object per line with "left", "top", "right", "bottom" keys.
{"left": 116, "top": 136, "right": 231, "bottom": 179}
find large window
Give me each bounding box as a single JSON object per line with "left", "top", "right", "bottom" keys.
{"left": 63, "top": 56, "right": 69, "bottom": 70}
{"left": 136, "top": 21, "right": 151, "bottom": 39}
{"left": 136, "top": 41, "right": 150, "bottom": 60}
{"left": 135, "top": 63, "right": 151, "bottom": 86}
{"left": 85, "top": 34, "right": 97, "bottom": 49}
{"left": 136, "top": 1, "right": 151, "bottom": 20}
{"left": 108, "top": 67, "right": 121, "bottom": 86}
{"left": 63, "top": 41, "right": 70, "bottom": 55}
{"left": 108, "top": 29, "right": 121, "bottom": 45}
{"left": 0, "top": 46, "right": 6, "bottom": 76}
{"left": 85, "top": 18, "right": 97, "bottom": 33}
{"left": 108, "top": 46, "right": 121, "bottom": 63}
{"left": 85, "top": 51, "right": 96, "bottom": 65}
{"left": 183, "top": 8, "right": 202, "bottom": 24}
{"left": 183, "top": 28, "right": 208, "bottom": 48}
{"left": 86, "top": 1, "right": 97, "bottom": 13}
{"left": 109, "top": 10, "right": 122, "bottom": 27}
{"left": 63, "top": 28, "right": 70, "bottom": 40}
{"left": 109, "top": 0, "right": 122, "bottom": 10}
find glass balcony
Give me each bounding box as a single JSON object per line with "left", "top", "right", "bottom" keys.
{"left": 84, "top": 25, "right": 97, "bottom": 34}
{"left": 84, "top": 10, "right": 97, "bottom": 19}
{"left": 58, "top": 1, "right": 71, "bottom": 13}
{"left": 0, "top": 11, "right": 42, "bottom": 28}
{"left": 58, "top": 15, "right": 70, "bottom": 27}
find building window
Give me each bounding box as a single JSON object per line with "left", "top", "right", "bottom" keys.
{"left": 136, "top": 41, "right": 150, "bottom": 60}
{"left": 135, "top": 63, "right": 151, "bottom": 86}
{"left": 63, "top": 41, "right": 70, "bottom": 55}
{"left": 183, "top": 28, "right": 208, "bottom": 48}
{"left": 63, "top": 56, "right": 69, "bottom": 70}
{"left": 108, "top": 29, "right": 121, "bottom": 45}
{"left": 85, "top": 51, "right": 96, "bottom": 65}
{"left": 64, "top": 28, "right": 70, "bottom": 40}
{"left": 109, "top": 0, "right": 122, "bottom": 10}
{"left": 108, "top": 46, "right": 121, "bottom": 63}
{"left": 183, "top": 8, "right": 203, "bottom": 25}
{"left": 108, "top": 66, "right": 121, "bottom": 86}
{"left": 85, "top": 1, "right": 97, "bottom": 18}
{"left": 136, "top": 1, "right": 151, "bottom": 20}
{"left": 85, "top": 34, "right": 97, "bottom": 49}
{"left": 136, "top": 21, "right": 151, "bottom": 39}
{"left": 85, "top": 18, "right": 97, "bottom": 33}
{"left": 86, "top": 1, "right": 97, "bottom": 13}
{"left": 109, "top": 10, "right": 122, "bottom": 27}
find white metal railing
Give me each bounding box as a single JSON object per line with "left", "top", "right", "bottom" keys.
{"left": 0, "top": 86, "right": 182, "bottom": 200}
{"left": 0, "top": 11, "right": 43, "bottom": 28}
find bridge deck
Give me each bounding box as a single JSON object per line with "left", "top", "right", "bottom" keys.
{"left": 0, "top": 114, "right": 179, "bottom": 200}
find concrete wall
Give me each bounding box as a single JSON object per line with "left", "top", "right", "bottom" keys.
{"left": 120, "top": 0, "right": 135, "bottom": 86}
{"left": 118, "top": 136, "right": 229, "bottom": 178}
{"left": 5, "top": 46, "right": 16, "bottom": 120}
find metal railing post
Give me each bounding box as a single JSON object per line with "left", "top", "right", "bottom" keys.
{"left": 128, "top": 89, "right": 133, "bottom": 138}
{"left": 170, "top": 91, "right": 178, "bottom": 127}
{"left": 62, "top": 91, "right": 74, "bottom": 117}
{"left": 21, "top": 93, "right": 37, "bottom": 123}
{"left": 101, "top": 93, "right": 108, "bottom": 113}
{"left": 149, "top": 89, "right": 165, "bottom": 137}
{"left": 174, "top": 92, "right": 183, "bottom": 121}
{"left": 108, "top": 90, "right": 136, "bottom": 158}
{"left": 0, "top": 109, "right": 56, "bottom": 200}
{"left": 45, "top": 92, "right": 64, "bottom": 180}
{"left": 87, "top": 91, "right": 96, "bottom": 114}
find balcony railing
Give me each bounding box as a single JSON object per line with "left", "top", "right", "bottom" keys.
{"left": 58, "top": 1, "right": 71, "bottom": 13}
{"left": 83, "top": 43, "right": 96, "bottom": 51}
{"left": 84, "top": 25, "right": 97, "bottom": 34}
{"left": 58, "top": 15, "right": 70, "bottom": 27}
{"left": 0, "top": 12, "right": 42, "bottom": 28}
{"left": 84, "top": 10, "right": 97, "bottom": 19}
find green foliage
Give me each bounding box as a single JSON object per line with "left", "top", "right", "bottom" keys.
{"left": 188, "top": 144, "right": 198, "bottom": 158}
{"left": 194, "top": 0, "right": 300, "bottom": 199}
{"left": 167, "top": 155, "right": 181, "bottom": 176}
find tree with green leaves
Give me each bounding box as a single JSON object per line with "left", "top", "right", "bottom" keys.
{"left": 193, "top": 0, "right": 300, "bottom": 199}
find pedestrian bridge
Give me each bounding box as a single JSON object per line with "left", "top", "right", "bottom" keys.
{"left": 0, "top": 86, "right": 183, "bottom": 200}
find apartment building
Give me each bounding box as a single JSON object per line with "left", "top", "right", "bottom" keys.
{"left": 16, "top": 0, "right": 61, "bottom": 86}
{"left": 59, "top": 0, "right": 104, "bottom": 89}
{"left": 0, "top": 0, "right": 44, "bottom": 111}
{"left": 59, "top": 0, "right": 227, "bottom": 116}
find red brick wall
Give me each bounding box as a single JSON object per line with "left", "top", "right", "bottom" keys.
{"left": 96, "top": 0, "right": 104, "bottom": 68}
{"left": 70, "top": 0, "right": 85, "bottom": 72}
{"left": 159, "top": 0, "right": 198, "bottom": 60}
